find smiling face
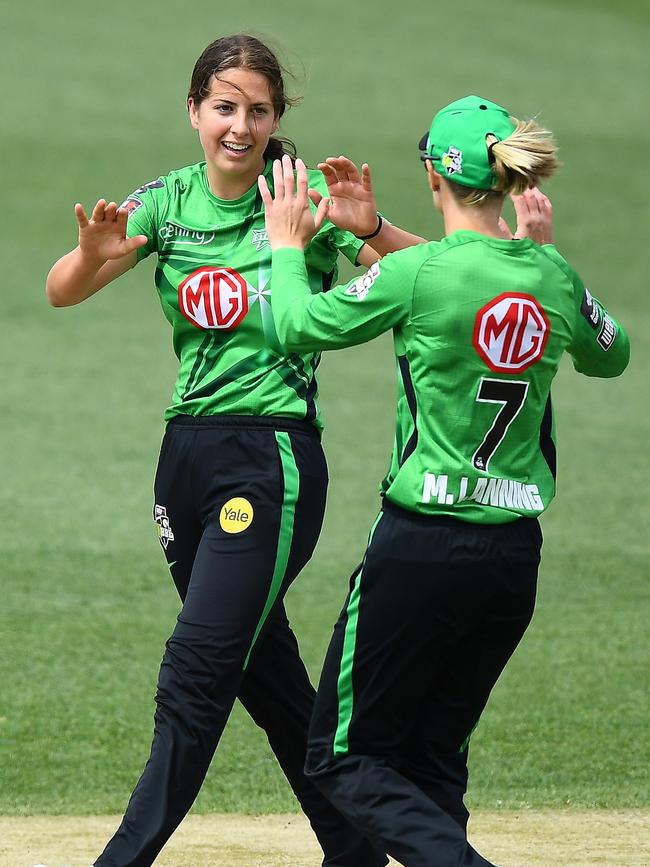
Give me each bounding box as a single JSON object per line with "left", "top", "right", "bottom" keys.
{"left": 188, "top": 68, "right": 279, "bottom": 197}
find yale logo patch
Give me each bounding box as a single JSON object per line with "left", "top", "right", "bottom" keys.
{"left": 220, "top": 497, "right": 254, "bottom": 534}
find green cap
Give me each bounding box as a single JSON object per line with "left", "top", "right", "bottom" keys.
{"left": 420, "top": 95, "right": 516, "bottom": 190}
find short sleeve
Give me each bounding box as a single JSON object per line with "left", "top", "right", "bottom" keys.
{"left": 121, "top": 178, "right": 166, "bottom": 261}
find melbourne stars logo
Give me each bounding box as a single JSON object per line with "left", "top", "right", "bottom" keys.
{"left": 251, "top": 229, "right": 269, "bottom": 251}
{"left": 154, "top": 504, "right": 175, "bottom": 549}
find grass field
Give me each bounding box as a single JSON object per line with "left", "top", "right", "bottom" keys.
{"left": 1, "top": 0, "right": 648, "bottom": 839}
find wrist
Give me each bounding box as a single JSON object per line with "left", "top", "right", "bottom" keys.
{"left": 78, "top": 247, "right": 109, "bottom": 270}
{"left": 356, "top": 213, "right": 383, "bottom": 240}
{"left": 269, "top": 240, "right": 306, "bottom": 252}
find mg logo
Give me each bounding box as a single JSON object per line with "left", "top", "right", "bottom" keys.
{"left": 472, "top": 293, "right": 549, "bottom": 373}
{"left": 178, "top": 267, "right": 249, "bottom": 330}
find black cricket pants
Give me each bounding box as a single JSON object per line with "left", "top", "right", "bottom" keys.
{"left": 305, "top": 501, "right": 542, "bottom": 867}
{"left": 95, "top": 415, "right": 387, "bottom": 867}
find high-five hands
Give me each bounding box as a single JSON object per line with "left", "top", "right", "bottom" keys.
{"left": 74, "top": 199, "right": 148, "bottom": 264}
{"left": 310, "top": 156, "right": 378, "bottom": 237}
{"left": 258, "top": 156, "right": 331, "bottom": 251}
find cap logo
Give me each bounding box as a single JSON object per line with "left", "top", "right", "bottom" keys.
{"left": 441, "top": 146, "right": 463, "bottom": 176}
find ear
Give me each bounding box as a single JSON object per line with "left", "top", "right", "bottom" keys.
{"left": 188, "top": 98, "right": 200, "bottom": 130}
{"left": 425, "top": 161, "right": 441, "bottom": 192}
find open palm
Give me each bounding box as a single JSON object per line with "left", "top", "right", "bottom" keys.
{"left": 75, "top": 199, "right": 147, "bottom": 262}
{"left": 309, "top": 156, "right": 378, "bottom": 237}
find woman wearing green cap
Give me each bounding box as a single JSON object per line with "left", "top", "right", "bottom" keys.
{"left": 257, "top": 95, "right": 630, "bottom": 866}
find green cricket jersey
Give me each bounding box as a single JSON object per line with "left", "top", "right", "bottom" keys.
{"left": 271, "top": 233, "right": 630, "bottom": 523}
{"left": 123, "top": 160, "right": 363, "bottom": 426}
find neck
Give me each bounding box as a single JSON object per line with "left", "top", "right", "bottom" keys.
{"left": 439, "top": 185, "right": 505, "bottom": 238}
{"left": 205, "top": 157, "right": 266, "bottom": 200}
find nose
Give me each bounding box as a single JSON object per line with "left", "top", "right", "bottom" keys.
{"left": 229, "top": 107, "right": 251, "bottom": 138}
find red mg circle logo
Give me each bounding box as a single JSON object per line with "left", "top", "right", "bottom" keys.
{"left": 178, "top": 267, "right": 249, "bottom": 330}
{"left": 472, "top": 293, "right": 550, "bottom": 373}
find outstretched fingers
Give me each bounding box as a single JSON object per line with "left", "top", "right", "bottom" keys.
{"left": 295, "top": 157, "right": 308, "bottom": 201}
{"left": 90, "top": 199, "right": 107, "bottom": 222}
{"left": 258, "top": 173, "right": 273, "bottom": 209}
{"left": 361, "top": 163, "right": 374, "bottom": 192}
{"left": 74, "top": 203, "right": 89, "bottom": 229}
{"left": 282, "top": 154, "right": 295, "bottom": 197}
{"left": 272, "top": 158, "right": 285, "bottom": 201}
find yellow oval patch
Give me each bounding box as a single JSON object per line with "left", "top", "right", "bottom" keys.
{"left": 220, "top": 497, "right": 254, "bottom": 534}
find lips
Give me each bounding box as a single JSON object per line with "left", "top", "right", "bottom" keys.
{"left": 221, "top": 141, "right": 252, "bottom": 155}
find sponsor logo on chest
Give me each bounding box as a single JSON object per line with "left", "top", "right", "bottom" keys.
{"left": 159, "top": 221, "right": 216, "bottom": 246}
{"left": 178, "top": 266, "right": 249, "bottom": 330}
{"left": 473, "top": 293, "right": 549, "bottom": 373}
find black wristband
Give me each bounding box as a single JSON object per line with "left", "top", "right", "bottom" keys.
{"left": 357, "top": 214, "right": 383, "bottom": 240}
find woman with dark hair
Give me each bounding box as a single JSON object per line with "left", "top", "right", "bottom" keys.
{"left": 260, "top": 96, "right": 629, "bottom": 866}
{"left": 46, "top": 34, "right": 387, "bottom": 867}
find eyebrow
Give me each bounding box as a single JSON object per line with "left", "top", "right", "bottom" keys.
{"left": 208, "top": 96, "right": 273, "bottom": 107}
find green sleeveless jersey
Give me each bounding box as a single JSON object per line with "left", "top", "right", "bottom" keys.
{"left": 123, "top": 161, "right": 363, "bottom": 426}
{"left": 271, "top": 233, "right": 630, "bottom": 523}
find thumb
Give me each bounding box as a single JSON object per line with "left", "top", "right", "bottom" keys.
{"left": 125, "top": 234, "right": 148, "bottom": 253}
{"left": 313, "top": 197, "right": 331, "bottom": 233}
{"left": 308, "top": 188, "right": 324, "bottom": 207}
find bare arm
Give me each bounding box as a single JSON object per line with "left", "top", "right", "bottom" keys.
{"left": 46, "top": 199, "right": 148, "bottom": 307}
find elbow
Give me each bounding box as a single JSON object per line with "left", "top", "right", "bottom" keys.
{"left": 45, "top": 285, "right": 68, "bottom": 308}
{"left": 607, "top": 337, "right": 631, "bottom": 378}
{"left": 45, "top": 274, "right": 74, "bottom": 308}
{"left": 46, "top": 288, "right": 66, "bottom": 308}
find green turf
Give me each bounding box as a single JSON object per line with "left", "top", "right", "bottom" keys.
{"left": 1, "top": 0, "right": 648, "bottom": 815}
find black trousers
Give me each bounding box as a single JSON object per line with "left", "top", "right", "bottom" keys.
{"left": 95, "top": 415, "right": 386, "bottom": 867}
{"left": 305, "top": 502, "right": 542, "bottom": 867}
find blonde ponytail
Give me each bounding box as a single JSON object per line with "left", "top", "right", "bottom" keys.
{"left": 489, "top": 119, "right": 559, "bottom": 195}
{"left": 442, "top": 116, "right": 559, "bottom": 206}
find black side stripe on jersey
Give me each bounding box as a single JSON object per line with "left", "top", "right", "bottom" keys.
{"left": 182, "top": 333, "right": 216, "bottom": 400}
{"left": 184, "top": 348, "right": 271, "bottom": 403}
{"left": 304, "top": 353, "right": 322, "bottom": 422}
{"left": 539, "top": 394, "right": 557, "bottom": 480}
{"left": 323, "top": 269, "right": 335, "bottom": 293}
{"left": 397, "top": 355, "right": 418, "bottom": 466}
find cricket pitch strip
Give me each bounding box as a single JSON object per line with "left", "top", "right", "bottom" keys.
{"left": 2, "top": 809, "right": 648, "bottom": 866}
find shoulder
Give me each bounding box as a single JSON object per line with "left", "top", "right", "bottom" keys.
{"left": 130, "top": 163, "right": 204, "bottom": 197}
{"left": 372, "top": 242, "right": 441, "bottom": 286}
{"left": 536, "top": 244, "right": 582, "bottom": 288}
{"left": 383, "top": 241, "right": 447, "bottom": 275}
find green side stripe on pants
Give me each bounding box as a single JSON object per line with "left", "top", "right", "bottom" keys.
{"left": 333, "top": 512, "right": 383, "bottom": 756}
{"left": 243, "top": 431, "right": 299, "bottom": 669}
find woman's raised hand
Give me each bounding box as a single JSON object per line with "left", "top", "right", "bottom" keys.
{"left": 511, "top": 187, "right": 553, "bottom": 245}
{"left": 75, "top": 199, "right": 148, "bottom": 263}
{"left": 311, "top": 156, "right": 378, "bottom": 236}
{"left": 258, "top": 156, "right": 331, "bottom": 251}
{"left": 498, "top": 188, "right": 553, "bottom": 246}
